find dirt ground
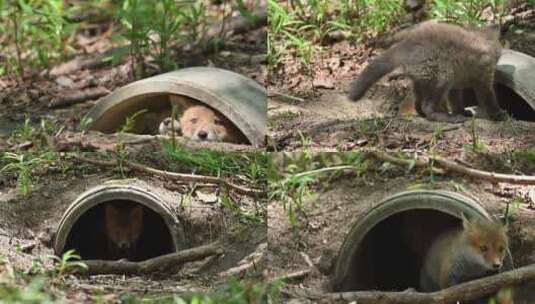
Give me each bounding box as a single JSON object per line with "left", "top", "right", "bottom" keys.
{"left": 0, "top": 2, "right": 268, "bottom": 301}
{"left": 267, "top": 164, "right": 535, "bottom": 303}
{"left": 0, "top": 151, "right": 267, "bottom": 299}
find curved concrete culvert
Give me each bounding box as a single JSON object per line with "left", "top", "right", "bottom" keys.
{"left": 495, "top": 49, "right": 535, "bottom": 121}
{"left": 54, "top": 180, "right": 186, "bottom": 262}
{"left": 83, "top": 67, "right": 267, "bottom": 147}
{"left": 332, "top": 190, "right": 514, "bottom": 292}
{"left": 461, "top": 49, "right": 535, "bottom": 121}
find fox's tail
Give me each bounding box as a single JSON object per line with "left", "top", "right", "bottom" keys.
{"left": 347, "top": 46, "right": 404, "bottom": 101}
{"left": 348, "top": 52, "right": 397, "bottom": 101}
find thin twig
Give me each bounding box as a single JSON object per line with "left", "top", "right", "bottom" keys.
{"left": 367, "top": 151, "right": 535, "bottom": 185}
{"left": 72, "top": 155, "right": 266, "bottom": 196}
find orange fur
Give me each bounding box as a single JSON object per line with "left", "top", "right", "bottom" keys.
{"left": 179, "top": 105, "right": 240, "bottom": 143}
{"left": 420, "top": 216, "right": 508, "bottom": 291}
{"left": 104, "top": 203, "right": 144, "bottom": 253}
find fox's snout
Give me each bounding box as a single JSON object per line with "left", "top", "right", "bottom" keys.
{"left": 197, "top": 130, "right": 208, "bottom": 140}
{"left": 116, "top": 238, "right": 133, "bottom": 250}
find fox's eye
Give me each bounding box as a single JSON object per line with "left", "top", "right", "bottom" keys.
{"left": 191, "top": 118, "right": 198, "bottom": 124}
{"left": 214, "top": 119, "right": 223, "bottom": 125}
{"left": 499, "top": 246, "right": 505, "bottom": 253}
{"left": 480, "top": 245, "right": 488, "bottom": 252}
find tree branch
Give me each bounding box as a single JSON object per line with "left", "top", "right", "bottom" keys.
{"left": 298, "top": 263, "right": 535, "bottom": 304}
{"left": 81, "top": 242, "right": 223, "bottom": 275}
{"left": 367, "top": 151, "right": 535, "bottom": 185}
{"left": 72, "top": 155, "right": 266, "bottom": 197}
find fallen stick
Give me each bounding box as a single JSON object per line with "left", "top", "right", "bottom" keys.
{"left": 431, "top": 156, "right": 535, "bottom": 185}
{"left": 72, "top": 155, "right": 266, "bottom": 197}
{"left": 80, "top": 242, "right": 223, "bottom": 275}
{"left": 48, "top": 87, "right": 110, "bottom": 108}
{"left": 272, "top": 269, "right": 312, "bottom": 284}
{"left": 368, "top": 150, "right": 444, "bottom": 174}
{"left": 368, "top": 151, "right": 535, "bottom": 185}
{"left": 115, "top": 133, "right": 259, "bottom": 152}
{"left": 48, "top": 131, "right": 259, "bottom": 153}
{"left": 304, "top": 263, "right": 535, "bottom": 304}
{"left": 206, "top": 7, "right": 267, "bottom": 39}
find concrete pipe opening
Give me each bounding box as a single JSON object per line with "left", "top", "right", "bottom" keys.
{"left": 457, "top": 49, "right": 535, "bottom": 121}
{"left": 54, "top": 180, "right": 185, "bottom": 261}
{"left": 83, "top": 67, "right": 267, "bottom": 147}
{"left": 461, "top": 84, "right": 535, "bottom": 122}
{"left": 332, "top": 190, "right": 513, "bottom": 292}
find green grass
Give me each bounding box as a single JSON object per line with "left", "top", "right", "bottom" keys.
{"left": 268, "top": 0, "right": 508, "bottom": 72}
{"left": 0, "top": 1, "right": 258, "bottom": 79}
{"left": 162, "top": 141, "right": 268, "bottom": 181}
{"left": 268, "top": 152, "right": 368, "bottom": 226}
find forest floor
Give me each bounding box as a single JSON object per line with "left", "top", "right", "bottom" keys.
{"left": 0, "top": 2, "right": 268, "bottom": 302}
{"left": 268, "top": 6, "right": 535, "bottom": 159}
{"left": 268, "top": 158, "right": 535, "bottom": 303}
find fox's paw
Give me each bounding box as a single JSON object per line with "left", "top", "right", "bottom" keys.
{"left": 489, "top": 109, "right": 508, "bottom": 121}
{"left": 443, "top": 114, "right": 469, "bottom": 123}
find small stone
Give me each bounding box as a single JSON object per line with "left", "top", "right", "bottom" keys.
{"left": 55, "top": 76, "right": 74, "bottom": 88}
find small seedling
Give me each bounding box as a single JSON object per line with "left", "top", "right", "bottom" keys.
{"left": 48, "top": 250, "right": 87, "bottom": 277}
{"left": 120, "top": 109, "right": 148, "bottom": 133}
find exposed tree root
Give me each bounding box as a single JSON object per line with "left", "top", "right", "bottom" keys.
{"left": 80, "top": 243, "right": 223, "bottom": 275}
{"left": 289, "top": 263, "right": 535, "bottom": 304}
{"left": 369, "top": 151, "right": 535, "bottom": 185}
{"left": 71, "top": 154, "right": 266, "bottom": 197}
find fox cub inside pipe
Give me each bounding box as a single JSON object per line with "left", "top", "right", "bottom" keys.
{"left": 104, "top": 202, "right": 144, "bottom": 261}
{"left": 420, "top": 214, "right": 509, "bottom": 292}
{"left": 158, "top": 105, "right": 241, "bottom": 143}
{"left": 348, "top": 21, "right": 508, "bottom": 123}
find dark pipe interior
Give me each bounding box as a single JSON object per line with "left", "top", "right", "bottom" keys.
{"left": 338, "top": 209, "right": 461, "bottom": 292}
{"left": 495, "top": 84, "right": 535, "bottom": 121}
{"left": 461, "top": 85, "right": 535, "bottom": 121}
{"left": 63, "top": 200, "right": 174, "bottom": 261}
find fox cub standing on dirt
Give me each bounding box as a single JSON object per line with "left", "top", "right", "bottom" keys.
{"left": 420, "top": 215, "right": 509, "bottom": 292}
{"left": 104, "top": 202, "right": 144, "bottom": 260}
{"left": 348, "top": 21, "right": 508, "bottom": 123}
{"left": 158, "top": 105, "right": 241, "bottom": 143}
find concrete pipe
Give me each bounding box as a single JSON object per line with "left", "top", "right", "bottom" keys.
{"left": 54, "top": 179, "right": 186, "bottom": 262}
{"left": 83, "top": 67, "right": 267, "bottom": 147}
{"left": 332, "top": 190, "right": 513, "bottom": 292}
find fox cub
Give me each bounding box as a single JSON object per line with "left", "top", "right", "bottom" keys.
{"left": 158, "top": 105, "right": 241, "bottom": 143}
{"left": 420, "top": 215, "right": 508, "bottom": 292}
{"left": 348, "top": 21, "right": 507, "bottom": 123}
{"left": 104, "top": 202, "right": 144, "bottom": 260}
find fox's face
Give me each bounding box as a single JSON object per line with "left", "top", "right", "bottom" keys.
{"left": 179, "top": 105, "right": 229, "bottom": 142}
{"left": 464, "top": 217, "right": 508, "bottom": 271}
{"left": 104, "top": 204, "right": 144, "bottom": 250}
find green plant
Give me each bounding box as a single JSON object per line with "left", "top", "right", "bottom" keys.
{"left": 163, "top": 142, "right": 266, "bottom": 178}
{"left": 12, "top": 116, "right": 35, "bottom": 142}
{"left": 269, "top": 152, "right": 367, "bottom": 225}
{"left": 114, "top": 142, "right": 128, "bottom": 178}
{"left": 120, "top": 109, "right": 148, "bottom": 133}
{"left": 1, "top": 152, "right": 43, "bottom": 196}
{"left": 117, "top": 0, "right": 152, "bottom": 78}
{"left": 48, "top": 249, "right": 87, "bottom": 277}
{"left": 220, "top": 195, "right": 262, "bottom": 224}
{"left": 1, "top": 0, "right": 77, "bottom": 78}
{"left": 430, "top": 0, "right": 506, "bottom": 25}
{"left": 0, "top": 277, "right": 55, "bottom": 303}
